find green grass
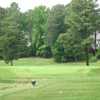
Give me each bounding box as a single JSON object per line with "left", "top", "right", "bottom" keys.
{"left": 0, "top": 58, "right": 100, "bottom": 100}
{"left": 0, "top": 57, "right": 100, "bottom": 67}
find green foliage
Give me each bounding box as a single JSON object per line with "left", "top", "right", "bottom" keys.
{"left": 97, "top": 49, "right": 100, "bottom": 59}
{"left": 0, "top": 2, "right": 28, "bottom": 65}
{"left": 53, "top": 33, "right": 85, "bottom": 62}
{"left": 65, "top": 0, "right": 100, "bottom": 38}
{"left": 52, "top": 42, "right": 65, "bottom": 62}
{"left": 52, "top": 0, "right": 99, "bottom": 63}
{"left": 31, "top": 6, "right": 49, "bottom": 56}
{"left": 47, "top": 5, "right": 66, "bottom": 46}
{"left": 0, "top": 35, "right": 18, "bottom": 64}
{"left": 0, "top": 0, "right": 100, "bottom": 64}
{"left": 90, "top": 56, "right": 97, "bottom": 62}
{"left": 37, "top": 45, "right": 52, "bottom": 58}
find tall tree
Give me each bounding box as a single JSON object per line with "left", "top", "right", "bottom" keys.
{"left": 65, "top": 0, "right": 100, "bottom": 65}
{"left": 47, "top": 4, "right": 66, "bottom": 46}
{"left": 0, "top": 7, "right": 6, "bottom": 36}
{"left": 0, "top": 2, "right": 27, "bottom": 66}
{"left": 0, "top": 7, "right": 6, "bottom": 58}
{"left": 31, "top": 6, "right": 49, "bottom": 56}
{"left": 53, "top": 0, "right": 100, "bottom": 65}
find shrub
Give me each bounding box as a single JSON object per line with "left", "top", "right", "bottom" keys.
{"left": 52, "top": 42, "right": 64, "bottom": 62}
{"left": 52, "top": 33, "right": 86, "bottom": 62}
{"left": 90, "top": 56, "right": 97, "bottom": 62}
{"left": 97, "top": 49, "right": 100, "bottom": 59}
{"left": 36, "top": 45, "right": 52, "bottom": 58}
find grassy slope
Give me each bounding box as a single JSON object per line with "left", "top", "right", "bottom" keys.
{"left": 0, "top": 58, "right": 100, "bottom": 100}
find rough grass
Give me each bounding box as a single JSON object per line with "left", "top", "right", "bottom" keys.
{"left": 0, "top": 58, "right": 100, "bottom": 100}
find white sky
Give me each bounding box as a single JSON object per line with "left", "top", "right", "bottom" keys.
{"left": 0, "top": 0, "right": 100, "bottom": 12}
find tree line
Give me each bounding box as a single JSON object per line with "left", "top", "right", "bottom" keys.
{"left": 0, "top": 0, "right": 100, "bottom": 66}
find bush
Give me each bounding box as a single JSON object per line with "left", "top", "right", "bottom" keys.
{"left": 18, "top": 46, "right": 32, "bottom": 58}
{"left": 90, "top": 56, "right": 97, "bottom": 62}
{"left": 52, "top": 33, "right": 86, "bottom": 62}
{"left": 52, "top": 42, "right": 65, "bottom": 62}
{"left": 97, "top": 49, "right": 100, "bottom": 59}
{"left": 36, "top": 45, "right": 52, "bottom": 58}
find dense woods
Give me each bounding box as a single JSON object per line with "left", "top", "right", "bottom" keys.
{"left": 0, "top": 0, "right": 100, "bottom": 65}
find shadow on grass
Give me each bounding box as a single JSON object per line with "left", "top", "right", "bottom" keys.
{"left": 88, "top": 68, "right": 100, "bottom": 76}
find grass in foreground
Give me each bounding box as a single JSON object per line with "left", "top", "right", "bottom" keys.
{"left": 0, "top": 58, "right": 100, "bottom": 100}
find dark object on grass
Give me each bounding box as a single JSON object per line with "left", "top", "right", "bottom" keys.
{"left": 31, "top": 80, "right": 36, "bottom": 86}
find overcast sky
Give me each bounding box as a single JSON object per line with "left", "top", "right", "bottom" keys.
{"left": 0, "top": 0, "right": 100, "bottom": 12}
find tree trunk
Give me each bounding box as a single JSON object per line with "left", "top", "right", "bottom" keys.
{"left": 86, "top": 47, "right": 89, "bottom": 66}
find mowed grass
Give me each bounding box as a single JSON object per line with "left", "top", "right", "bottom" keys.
{"left": 0, "top": 58, "right": 100, "bottom": 100}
